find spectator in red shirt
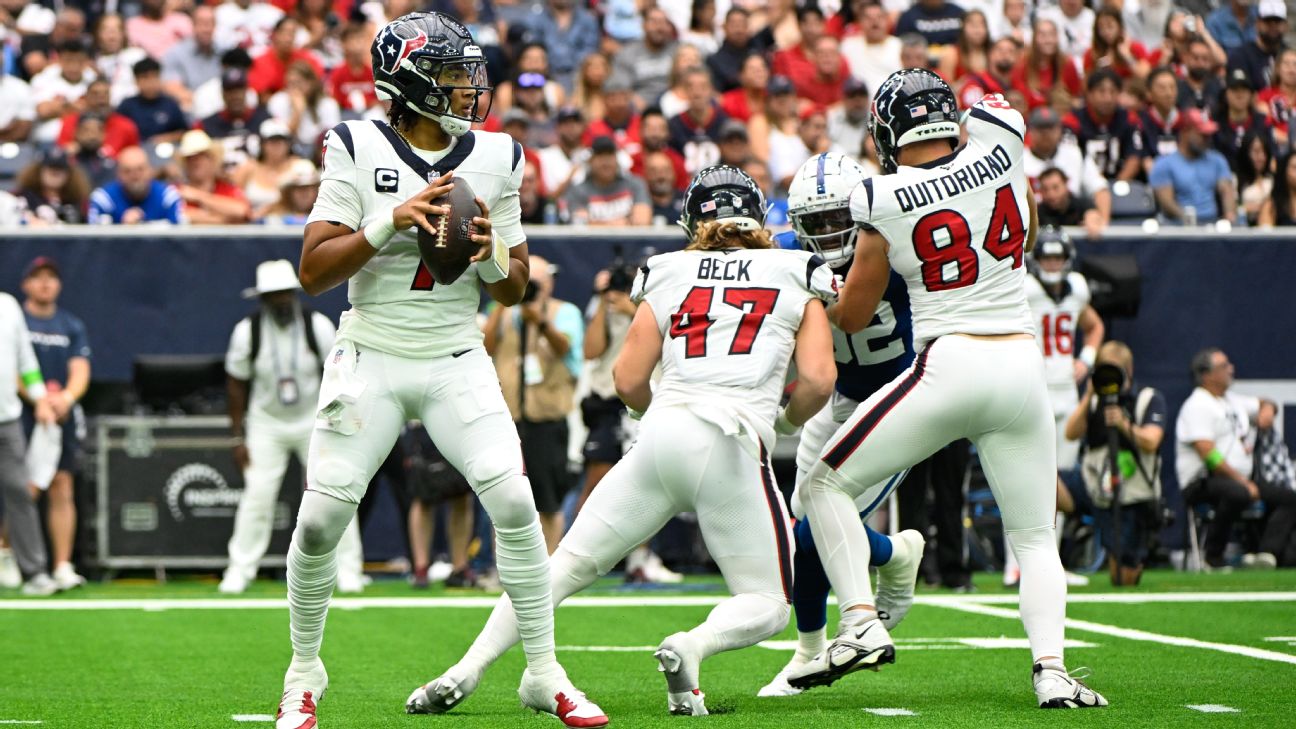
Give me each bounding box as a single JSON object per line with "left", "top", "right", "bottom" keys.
{"left": 1013, "top": 17, "right": 1085, "bottom": 109}
{"left": 584, "top": 73, "right": 642, "bottom": 154}
{"left": 773, "top": 5, "right": 836, "bottom": 84}
{"left": 792, "top": 35, "right": 849, "bottom": 107}
{"left": 720, "top": 54, "right": 770, "bottom": 123}
{"left": 328, "top": 23, "right": 377, "bottom": 114}
{"left": 176, "top": 129, "right": 251, "bottom": 224}
{"left": 1084, "top": 7, "right": 1153, "bottom": 80}
{"left": 960, "top": 36, "right": 1022, "bottom": 109}
{"left": 630, "top": 108, "right": 689, "bottom": 191}
{"left": 56, "top": 78, "right": 139, "bottom": 159}
{"left": 248, "top": 17, "right": 323, "bottom": 98}
{"left": 938, "top": 9, "right": 992, "bottom": 83}
{"left": 1259, "top": 48, "right": 1296, "bottom": 147}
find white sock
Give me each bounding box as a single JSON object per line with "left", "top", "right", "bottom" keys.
{"left": 1007, "top": 525, "right": 1066, "bottom": 663}
{"left": 687, "top": 592, "right": 789, "bottom": 660}
{"left": 802, "top": 463, "right": 875, "bottom": 611}
{"left": 796, "top": 628, "right": 826, "bottom": 662}
{"left": 287, "top": 544, "right": 337, "bottom": 666}
{"left": 494, "top": 519, "right": 558, "bottom": 675}
{"left": 285, "top": 492, "right": 356, "bottom": 677}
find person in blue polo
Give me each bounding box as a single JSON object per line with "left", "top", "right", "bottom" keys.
{"left": 87, "top": 146, "right": 182, "bottom": 225}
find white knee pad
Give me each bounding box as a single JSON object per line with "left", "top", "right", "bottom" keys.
{"left": 478, "top": 473, "right": 539, "bottom": 531}
{"left": 293, "top": 491, "right": 358, "bottom": 556}
{"left": 1005, "top": 524, "right": 1057, "bottom": 560}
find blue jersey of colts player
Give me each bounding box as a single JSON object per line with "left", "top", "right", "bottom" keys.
{"left": 760, "top": 152, "right": 926, "bottom": 699}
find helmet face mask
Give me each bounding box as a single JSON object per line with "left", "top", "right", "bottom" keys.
{"left": 1029, "top": 226, "right": 1074, "bottom": 285}
{"left": 373, "top": 13, "right": 493, "bottom": 137}
{"left": 787, "top": 152, "right": 866, "bottom": 266}
{"left": 678, "top": 165, "right": 768, "bottom": 242}
{"left": 870, "top": 68, "right": 961, "bottom": 174}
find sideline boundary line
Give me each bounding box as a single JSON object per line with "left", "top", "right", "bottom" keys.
{"left": 925, "top": 598, "right": 1296, "bottom": 666}
{"left": 0, "top": 591, "right": 1294, "bottom": 611}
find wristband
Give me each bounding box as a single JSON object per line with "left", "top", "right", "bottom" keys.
{"left": 476, "top": 231, "right": 510, "bottom": 283}
{"left": 626, "top": 406, "right": 645, "bottom": 421}
{"left": 774, "top": 408, "right": 800, "bottom": 436}
{"left": 1079, "top": 346, "right": 1097, "bottom": 368}
{"left": 363, "top": 213, "right": 397, "bottom": 250}
{"left": 21, "top": 371, "right": 46, "bottom": 400}
{"left": 1205, "top": 448, "right": 1225, "bottom": 471}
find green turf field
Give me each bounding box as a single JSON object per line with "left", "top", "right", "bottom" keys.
{"left": 3, "top": 571, "right": 1294, "bottom": 728}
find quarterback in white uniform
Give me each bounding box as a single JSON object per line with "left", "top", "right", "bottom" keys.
{"left": 787, "top": 70, "right": 1107, "bottom": 709}
{"left": 415, "top": 166, "right": 838, "bottom": 717}
{"left": 1024, "top": 227, "right": 1104, "bottom": 471}
{"left": 275, "top": 12, "right": 605, "bottom": 729}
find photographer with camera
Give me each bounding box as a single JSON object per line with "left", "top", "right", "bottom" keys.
{"left": 485, "top": 255, "right": 584, "bottom": 553}
{"left": 574, "top": 251, "right": 681, "bottom": 583}
{"left": 1065, "top": 341, "right": 1167, "bottom": 585}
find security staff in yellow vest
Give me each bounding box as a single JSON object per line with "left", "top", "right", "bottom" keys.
{"left": 485, "top": 256, "right": 585, "bottom": 552}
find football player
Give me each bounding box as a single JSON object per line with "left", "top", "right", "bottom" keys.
{"left": 758, "top": 152, "right": 926, "bottom": 698}
{"left": 787, "top": 70, "right": 1108, "bottom": 709}
{"left": 410, "top": 166, "right": 838, "bottom": 717}
{"left": 276, "top": 12, "right": 606, "bottom": 729}
{"left": 1004, "top": 226, "right": 1105, "bottom": 587}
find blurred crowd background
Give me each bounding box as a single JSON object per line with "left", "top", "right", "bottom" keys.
{"left": 4, "top": 0, "right": 1296, "bottom": 230}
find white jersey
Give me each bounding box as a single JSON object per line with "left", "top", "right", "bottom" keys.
{"left": 1024, "top": 272, "right": 1091, "bottom": 390}
{"left": 631, "top": 247, "right": 836, "bottom": 452}
{"left": 849, "top": 96, "right": 1034, "bottom": 349}
{"left": 308, "top": 121, "right": 525, "bottom": 359}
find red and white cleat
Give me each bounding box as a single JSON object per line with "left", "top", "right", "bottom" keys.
{"left": 518, "top": 668, "right": 609, "bottom": 728}
{"left": 276, "top": 689, "right": 320, "bottom": 729}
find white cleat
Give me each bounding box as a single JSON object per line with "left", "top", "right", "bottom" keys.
{"left": 518, "top": 668, "right": 609, "bottom": 727}
{"left": 1033, "top": 661, "right": 1108, "bottom": 709}
{"left": 786, "top": 613, "right": 895, "bottom": 690}
{"left": 21, "top": 573, "right": 58, "bottom": 597}
{"left": 875, "top": 529, "right": 925, "bottom": 631}
{"left": 218, "top": 571, "right": 248, "bottom": 595}
{"left": 0, "top": 548, "right": 21, "bottom": 589}
{"left": 51, "top": 562, "right": 87, "bottom": 591}
{"left": 335, "top": 572, "right": 367, "bottom": 594}
{"left": 405, "top": 664, "right": 482, "bottom": 714}
{"left": 757, "top": 655, "right": 808, "bottom": 697}
{"left": 655, "top": 632, "right": 707, "bottom": 715}
{"left": 278, "top": 659, "right": 327, "bottom": 729}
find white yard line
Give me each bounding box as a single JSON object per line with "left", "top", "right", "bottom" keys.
{"left": 230, "top": 715, "right": 275, "bottom": 722}
{"left": 925, "top": 598, "right": 1296, "bottom": 666}
{"left": 0, "top": 591, "right": 1293, "bottom": 611}
{"left": 1186, "top": 705, "right": 1241, "bottom": 713}
{"left": 0, "top": 722, "right": 44, "bottom": 725}
{"left": 862, "top": 708, "right": 917, "bottom": 716}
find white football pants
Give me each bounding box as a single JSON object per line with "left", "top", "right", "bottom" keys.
{"left": 790, "top": 390, "right": 907, "bottom": 520}
{"left": 801, "top": 335, "right": 1065, "bottom": 661}
{"left": 224, "top": 416, "right": 361, "bottom": 584}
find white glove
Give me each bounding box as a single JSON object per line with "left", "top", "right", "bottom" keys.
{"left": 774, "top": 408, "right": 800, "bottom": 436}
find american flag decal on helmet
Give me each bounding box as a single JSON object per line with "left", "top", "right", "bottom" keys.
{"left": 700, "top": 200, "right": 717, "bottom": 213}
{"left": 910, "top": 104, "right": 928, "bottom": 117}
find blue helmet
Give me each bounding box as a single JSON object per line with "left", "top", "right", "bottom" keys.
{"left": 869, "top": 68, "right": 961, "bottom": 174}
{"left": 371, "top": 12, "right": 491, "bottom": 136}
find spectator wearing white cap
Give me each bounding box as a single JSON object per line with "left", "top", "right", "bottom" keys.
{"left": 177, "top": 130, "right": 252, "bottom": 225}
{"left": 262, "top": 159, "right": 321, "bottom": 225}
{"left": 232, "top": 119, "right": 304, "bottom": 218}
{"left": 220, "top": 260, "right": 365, "bottom": 594}
{"left": 1227, "top": 0, "right": 1288, "bottom": 89}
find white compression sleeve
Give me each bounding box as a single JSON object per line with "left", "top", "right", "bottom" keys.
{"left": 1007, "top": 525, "right": 1066, "bottom": 662}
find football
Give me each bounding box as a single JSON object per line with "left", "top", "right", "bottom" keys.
{"left": 417, "top": 175, "right": 481, "bottom": 285}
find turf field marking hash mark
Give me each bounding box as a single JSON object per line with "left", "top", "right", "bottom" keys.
{"left": 1186, "top": 705, "right": 1241, "bottom": 713}
{"left": 926, "top": 598, "right": 1296, "bottom": 666}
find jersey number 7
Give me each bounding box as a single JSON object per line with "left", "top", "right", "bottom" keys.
{"left": 911, "top": 184, "right": 1024, "bottom": 292}
{"left": 669, "top": 286, "right": 780, "bottom": 358}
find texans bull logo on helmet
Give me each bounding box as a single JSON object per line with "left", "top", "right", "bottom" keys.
{"left": 375, "top": 24, "right": 430, "bottom": 76}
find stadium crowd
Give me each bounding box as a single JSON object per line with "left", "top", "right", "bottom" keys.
{"left": 3, "top": 0, "right": 1296, "bottom": 228}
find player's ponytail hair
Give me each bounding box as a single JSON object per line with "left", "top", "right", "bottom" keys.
{"left": 687, "top": 221, "right": 774, "bottom": 251}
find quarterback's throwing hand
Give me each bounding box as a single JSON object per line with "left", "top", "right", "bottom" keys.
{"left": 469, "top": 197, "right": 494, "bottom": 262}
{"left": 393, "top": 172, "right": 455, "bottom": 237}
